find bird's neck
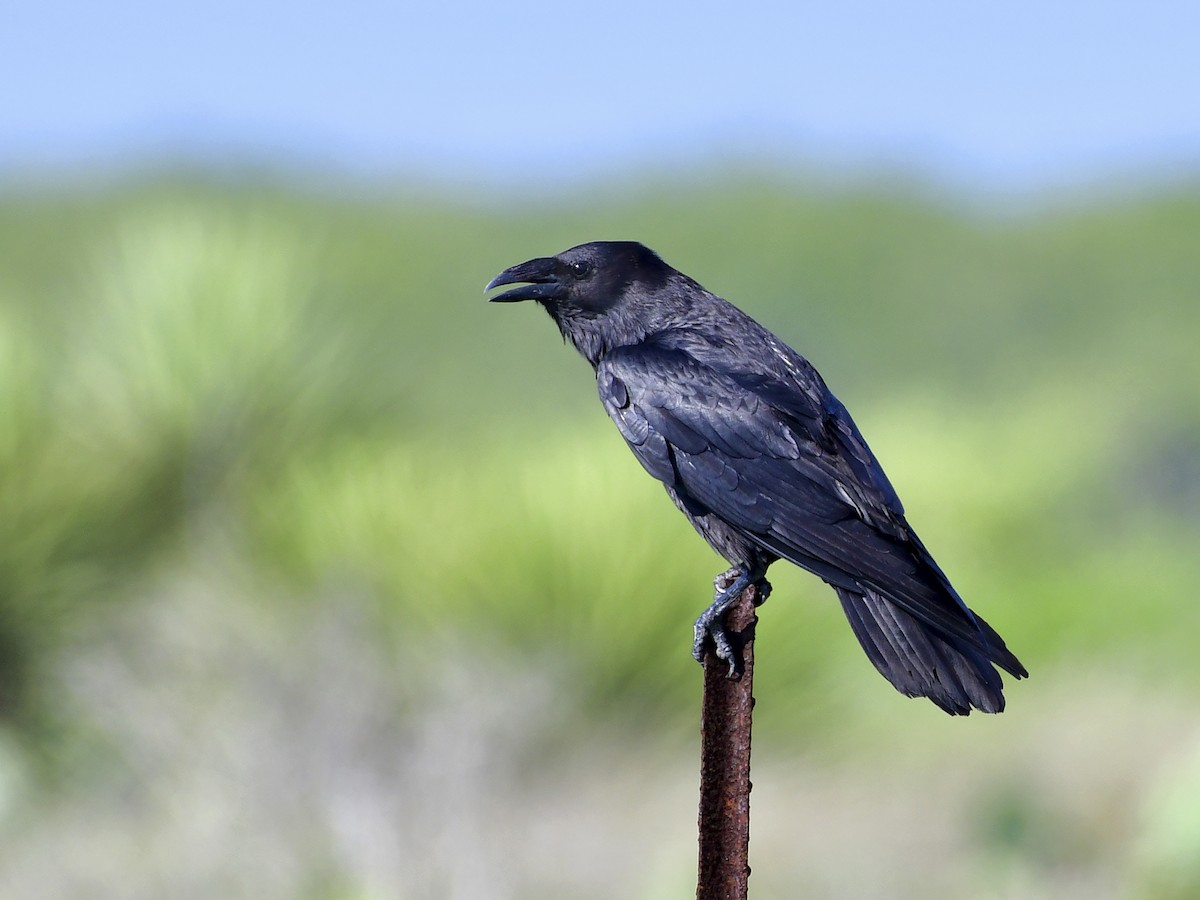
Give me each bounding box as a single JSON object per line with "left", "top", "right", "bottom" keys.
{"left": 544, "top": 302, "right": 653, "bottom": 369}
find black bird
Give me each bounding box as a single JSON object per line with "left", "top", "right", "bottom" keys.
{"left": 487, "top": 241, "right": 1026, "bottom": 714}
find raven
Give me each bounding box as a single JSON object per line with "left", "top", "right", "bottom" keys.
{"left": 487, "top": 241, "right": 1026, "bottom": 714}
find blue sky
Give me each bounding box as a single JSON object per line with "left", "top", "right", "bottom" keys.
{"left": 5, "top": 1, "right": 1199, "bottom": 191}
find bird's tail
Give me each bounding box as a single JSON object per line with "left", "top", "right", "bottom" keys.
{"left": 835, "top": 587, "right": 1027, "bottom": 715}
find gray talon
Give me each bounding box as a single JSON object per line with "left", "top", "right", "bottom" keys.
{"left": 713, "top": 566, "right": 742, "bottom": 595}
{"left": 693, "top": 621, "right": 709, "bottom": 663}
{"left": 694, "top": 565, "right": 768, "bottom": 675}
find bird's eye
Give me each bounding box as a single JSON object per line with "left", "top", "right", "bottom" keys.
{"left": 570, "top": 260, "right": 593, "bottom": 279}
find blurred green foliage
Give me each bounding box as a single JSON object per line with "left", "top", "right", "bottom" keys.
{"left": 3, "top": 172, "right": 1197, "bottom": 721}
{"left": 0, "top": 170, "right": 1198, "bottom": 894}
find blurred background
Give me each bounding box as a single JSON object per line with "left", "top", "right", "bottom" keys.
{"left": 2, "top": 2, "right": 1199, "bottom": 897}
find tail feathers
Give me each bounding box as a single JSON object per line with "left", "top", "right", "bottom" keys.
{"left": 972, "top": 609, "right": 1029, "bottom": 680}
{"left": 836, "top": 587, "right": 1025, "bottom": 715}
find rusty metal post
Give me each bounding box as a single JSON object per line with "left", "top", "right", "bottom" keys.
{"left": 696, "top": 581, "right": 761, "bottom": 900}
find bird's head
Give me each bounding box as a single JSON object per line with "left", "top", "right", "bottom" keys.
{"left": 486, "top": 241, "right": 671, "bottom": 312}
{"left": 486, "top": 241, "right": 677, "bottom": 364}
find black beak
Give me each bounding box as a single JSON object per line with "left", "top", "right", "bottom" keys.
{"left": 485, "top": 256, "right": 564, "bottom": 303}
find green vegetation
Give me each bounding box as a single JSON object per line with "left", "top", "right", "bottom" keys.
{"left": 0, "top": 170, "right": 1197, "bottom": 896}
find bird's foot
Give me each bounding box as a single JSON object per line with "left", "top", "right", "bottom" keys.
{"left": 713, "top": 566, "right": 771, "bottom": 607}
{"left": 751, "top": 579, "right": 771, "bottom": 607}
{"left": 713, "top": 566, "right": 742, "bottom": 594}
{"left": 693, "top": 566, "right": 768, "bottom": 677}
{"left": 693, "top": 612, "right": 736, "bottom": 674}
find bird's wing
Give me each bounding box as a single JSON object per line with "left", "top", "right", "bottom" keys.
{"left": 597, "top": 344, "right": 987, "bottom": 649}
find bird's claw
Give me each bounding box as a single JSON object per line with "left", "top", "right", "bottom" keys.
{"left": 694, "top": 566, "right": 765, "bottom": 677}
{"left": 693, "top": 618, "right": 738, "bottom": 677}
{"left": 714, "top": 566, "right": 770, "bottom": 607}
{"left": 753, "top": 580, "right": 771, "bottom": 606}
{"left": 713, "top": 566, "right": 742, "bottom": 593}
{"left": 712, "top": 627, "right": 737, "bottom": 677}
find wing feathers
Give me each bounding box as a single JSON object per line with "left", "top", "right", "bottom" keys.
{"left": 596, "top": 343, "right": 1025, "bottom": 711}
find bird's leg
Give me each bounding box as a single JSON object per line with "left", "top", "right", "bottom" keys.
{"left": 751, "top": 577, "right": 771, "bottom": 607}
{"left": 693, "top": 566, "right": 769, "bottom": 676}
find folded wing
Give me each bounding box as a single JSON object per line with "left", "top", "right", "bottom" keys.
{"left": 597, "top": 342, "right": 1026, "bottom": 709}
